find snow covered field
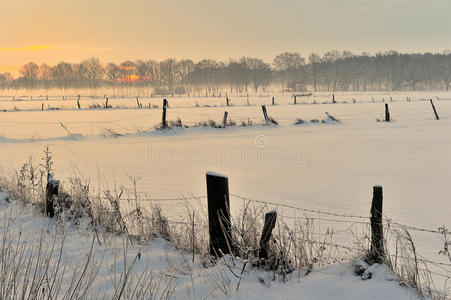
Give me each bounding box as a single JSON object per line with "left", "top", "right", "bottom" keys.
{"left": 0, "top": 91, "right": 450, "bottom": 297}
{"left": 0, "top": 191, "right": 422, "bottom": 299}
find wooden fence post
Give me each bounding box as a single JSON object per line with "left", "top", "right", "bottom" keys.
{"left": 294, "top": 95, "right": 297, "bottom": 105}
{"left": 105, "top": 97, "right": 109, "bottom": 109}
{"left": 259, "top": 211, "right": 277, "bottom": 259}
{"left": 272, "top": 96, "right": 275, "bottom": 105}
{"left": 261, "top": 105, "right": 270, "bottom": 124}
{"left": 41, "top": 103, "right": 44, "bottom": 111}
{"left": 385, "top": 103, "right": 390, "bottom": 122}
{"left": 430, "top": 99, "right": 439, "bottom": 120}
{"left": 226, "top": 97, "right": 230, "bottom": 106}
{"left": 162, "top": 99, "right": 168, "bottom": 128}
{"left": 370, "top": 185, "right": 384, "bottom": 263}
{"left": 332, "top": 94, "right": 336, "bottom": 104}
{"left": 77, "top": 99, "right": 81, "bottom": 109}
{"left": 222, "top": 111, "right": 228, "bottom": 128}
{"left": 45, "top": 175, "right": 59, "bottom": 218}
{"left": 206, "top": 172, "right": 232, "bottom": 257}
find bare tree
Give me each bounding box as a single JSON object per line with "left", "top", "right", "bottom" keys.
{"left": 273, "top": 52, "right": 306, "bottom": 92}
{"left": 308, "top": 53, "right": 320, "bottom": 92}
{"left": 19, "top": 62, "right": 40, "bottom": 89}
{"left": 82, "top": 57, "right": 104, "bottom": 89}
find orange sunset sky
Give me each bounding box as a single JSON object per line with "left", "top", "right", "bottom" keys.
{"left": 2, "top": 0, "right": 451, "bottom": 76}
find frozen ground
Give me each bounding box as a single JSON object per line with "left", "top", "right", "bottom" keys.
{"left": 0, "top": 91, "right": 450, "bottom": 293}
{"left": 0, "top": 191, "right": 422, "bottom": 299}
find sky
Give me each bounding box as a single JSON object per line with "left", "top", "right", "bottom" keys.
{"left": 1, "top": 0, "right": 451, "bottom": 75}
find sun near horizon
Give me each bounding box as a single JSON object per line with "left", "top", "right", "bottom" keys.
{"left": 2, "top": 0, "right": 451, "bottom": 76}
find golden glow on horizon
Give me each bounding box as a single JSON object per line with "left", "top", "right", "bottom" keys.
{"left": 0, "top": 65, "right": 19, "bottom": 73}
{"left": 0, "top": 45, "right": 55, "bottom": 52}
{"left": 119, "top": 65, "right": 135, "bottom": 71}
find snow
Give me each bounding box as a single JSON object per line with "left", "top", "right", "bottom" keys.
{"left": 48, "top": 174, "right": 59, "bottom": 187}
{"left": 206, "top": 171, "right": 228, "bottom": 178}
{"left": 0, "top": 191, "right": 8, "bottom": 202}
{"left": 0, "top": 194, "right": 422, "bottom": 299}
{"left": 0, "top": 90, "right": 449, "bottom": 294}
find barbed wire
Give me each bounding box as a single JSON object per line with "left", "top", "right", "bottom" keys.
{"left": 116, "top": 193, "right": 446, "bottom": 236}
{"left": 230, "top": 194, "right": 370, "bottom": 220}
{"left": 121, "top": 195, "right": 207, "bottom": 202}
{"left": 278, "top": 213, "right": 371, "bottom": 225}
{"left": 384, "top": 218, "right": 442, "bottom": 234}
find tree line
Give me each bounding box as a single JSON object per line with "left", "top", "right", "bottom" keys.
{"left": 1, "top": 50, "right": 451, "bottom": 93}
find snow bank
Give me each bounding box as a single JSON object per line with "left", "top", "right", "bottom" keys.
{"left": 0, "top": 197, "right": 421, "bottom": 299}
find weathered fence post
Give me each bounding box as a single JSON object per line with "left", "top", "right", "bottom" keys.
{"left": 206, "top": 172, "right": 232, "bottom": 257}
{"left": 370, "top": 185, "right": 384, "bottom": 263}
{"left": 272, "top": 96, "right": 275, "bottom": 105}
{"left": 105, "top": 97, "right": 109, "bottom": 109}
{"left": 45, "top": 175, "right": 59, "bottom": 218}
{"left": 77, "top": 99, "right": 81, "bottom": 109}
{"left": 226, "top": 97, "right": 230, "bottom": 106}
{"left": 385, "top": 103, "right": 390, "bottom": 122}
{"left": 41, "top": 103, "right": 44, "bottom": 111}
{"left": 162, "top": 99, "right": 168, "bottom": 129}
{"left": 293, "top": 95, "right": 297, "bottom": 105}
{"left": 222, "top": 111, "right": 228, "bottom": 128}
{"left": 430, "top": 99, "right": 439, "bottom": 120}
{"left": 258, "top": 211, "right": 277, "bottom": 259}
{"left": 332, "top": 94, "right": 336, "bottom": 104}
{"left": 261, "top": 105, "right": 270, "bottom": 124}
{"left": 136, "top": 97, "right": 141, "bottom": 108}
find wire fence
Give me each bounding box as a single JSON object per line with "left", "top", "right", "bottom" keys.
{"left": 82, "top": 189, "right": 451, "bottom": 289}
{"left": 0, "top": 93, "right": 450, "bottom": 114}
{"left": 119, "top": 193, "right": 450, "bottom": 270}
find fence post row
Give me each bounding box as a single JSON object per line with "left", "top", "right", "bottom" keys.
{"left": 430, "top": 99, "right": 439, "bottom": 120}
{"left": 385, "top": 103, "right": 390, "bottom": 122}
{"left": 162, "top": 99, "right": 168, "bottom": 128}
{"left": 45, "top": 175, "right": 59, "bottom": 218}
{"left": 206, "top": 172, "right": 232, "bottom": 257}
{"left": 222, "top": 111, "right": 228, "bottom": 128}
{"left": 258, "top": 211, "right": 277, "bottom": 259}
{"left": 261, "top": 105, "right": 270, "bottom": 124}
{"left": 370, "top": 185, "right": 385, "bottom": 263}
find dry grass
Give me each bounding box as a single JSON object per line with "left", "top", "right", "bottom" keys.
{"left": 0, "top": 210, "right": 178, "bottom": 299}
{"left": 0, "top": 148, "right": 445, "bottom": 299}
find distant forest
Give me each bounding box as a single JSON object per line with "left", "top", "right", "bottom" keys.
{"left": 2, "top": 51, "right": 451, "bottom": 93}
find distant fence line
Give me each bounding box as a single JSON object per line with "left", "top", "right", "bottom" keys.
{"left": 0, "top": 93, "right": 450, "bottom": 115}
